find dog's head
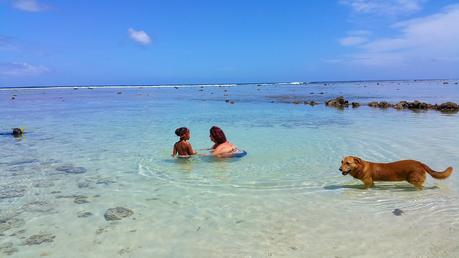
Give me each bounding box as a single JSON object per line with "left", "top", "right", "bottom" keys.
{"left": 340, "top": 156, "right": 362, "bottom": 175}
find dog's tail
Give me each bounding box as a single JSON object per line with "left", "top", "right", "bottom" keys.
{"left": 422, "top": 163, "right": 453, "bottom": 179}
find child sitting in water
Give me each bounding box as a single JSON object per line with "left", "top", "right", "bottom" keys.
{"left": 172, "top": 127, "right": 197, "bottom": 157}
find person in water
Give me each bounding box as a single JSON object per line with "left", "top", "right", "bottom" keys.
{"left": 172, "top": 127, "right": 197, "bottom": 157}
{"left": 209, "top": 126, "right": 238, "bottom": 157}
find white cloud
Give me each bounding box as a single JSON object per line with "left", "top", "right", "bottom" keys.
{"left": 339, "top": 30, "right": 371, "bottom": 46}
{"left": 339, "top": 30, "right": 372, "bottom": 46}
{"left": 340, "top": 36, "right": 369, "bottom": 46}
{"left": 340, "top": 0, "right": 424, "bottom": 16}
{"left": 337, "top": 4, "right": 459, "bottom": 67}
{"left": 12, "top": 0, "right": 48, "bottom": 12}
{"left": 0, "top": 62, "right": 49, "bottom": 76}
{"left": 128, "top": 28, "right": 152, "bottom": 46}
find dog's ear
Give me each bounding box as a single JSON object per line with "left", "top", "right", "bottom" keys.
{"left": 353, "top": 157, "right": 362, "bottom": 164}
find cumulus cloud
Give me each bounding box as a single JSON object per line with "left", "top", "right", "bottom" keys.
{"left": 128, "top": 28, "right": 152, "bottom": 45}
{"left": 338, "top": 4, "right": 459, "bottom": 67}
{"left": 0, "top": 62, "right": 49, "bottom": 76}
{"left": 12, "top": 0, "right": 48, "bottom": 12}
{"left": 340, "top": 0, "right": 424, "bottom": 16}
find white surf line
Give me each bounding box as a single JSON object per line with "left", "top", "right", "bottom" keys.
{"left": 0, "top": 84, "right": 241, "bottom": 92}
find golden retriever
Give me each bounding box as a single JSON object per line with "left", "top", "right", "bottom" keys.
{"left": 339, "top": 156, "right": 453, "bottom": 189}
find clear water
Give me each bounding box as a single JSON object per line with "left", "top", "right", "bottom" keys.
{"left": 1, "top": 81, "right": 459, "bottom": 257}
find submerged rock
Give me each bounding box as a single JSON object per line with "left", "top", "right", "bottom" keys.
{"left": 77, "top": 181, "right": 90, "bottom": 188}
{"left": 74, "top": 196, "right": 89, "bottom": 204}
{"left": 0, "top": 217, "right": 25, "bottom": 233}
{"left": 351, "top": 102, "right": 360, "bottom": 108}
{"left": 304, "top": 101, "right": 318, "bottom": 106}
{"left": 325, "top": 96, "right": 349, "bottom": 108}
{"left": 95, "top": 178, "right": 116, "bottom": 185}
{"left": 0, "top": 242, "right": 18, "bottom": 255}
{"left": 0, "top": 186, "right": 26, "bottom": 199}
{"left": 55, "top": 165, "right": 87, "bottom": 174}
{"left": 77, "top": 211, "right": 93, "bottom": 218}
{"left": 392, "top": 209, "right": 404, "bottom": 216}
{"left": 104, "top": 207, "right": 133, "bottom": 221}
{"left": 33, "top": 181, "right": 55, "bottom": 188}
{"left": 24, "top": 233, "right": 55, "bottom": 245}
{"left": 23, "top": 201, "right": 53, "bottom": 213}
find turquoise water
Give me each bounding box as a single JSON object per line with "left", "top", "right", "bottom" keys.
{"left": 1, "top": 81, "right": 459, "bottom": 257}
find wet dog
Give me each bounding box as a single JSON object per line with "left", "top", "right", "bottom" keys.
{"left": 339, "top": 156, "right": 453, "bottom": 189}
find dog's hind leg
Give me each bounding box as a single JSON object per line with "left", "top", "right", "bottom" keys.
{"left": 408, "top": 173, "right": 425, "bottom": 190}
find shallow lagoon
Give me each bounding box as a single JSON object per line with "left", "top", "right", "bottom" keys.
{"left": 1, "top": 81, "right": 459, "bottom": 257}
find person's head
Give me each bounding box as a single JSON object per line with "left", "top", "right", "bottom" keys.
{"left": 175, "top": 127, "right": 190, "bottom": 140}
{"left": 209, "top": 126, "right": 227, "bottom": 145}
{"left": 12, "top": 128, "right": 23, "bottom": 137}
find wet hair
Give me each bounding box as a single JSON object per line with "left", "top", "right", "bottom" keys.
{"left": 210, "top": 126, "right": 227, "bottom": 145}
{"left": 12, "top": 128, "right": 23, "bottom": 137}
{"left": 175, "top": 127, "right": 189, "bottom": 140}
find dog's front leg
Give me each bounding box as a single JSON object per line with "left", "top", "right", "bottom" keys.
{"left": 362, "top": 178, "right": 374, "bottom": 189}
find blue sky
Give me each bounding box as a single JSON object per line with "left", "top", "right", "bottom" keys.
{"left": 1, "top": 0, "right": 459, "bottom": 86}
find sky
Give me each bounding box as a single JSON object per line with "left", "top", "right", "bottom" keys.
{"left": 1, "top": 0, "right": 459, "bottom": 86}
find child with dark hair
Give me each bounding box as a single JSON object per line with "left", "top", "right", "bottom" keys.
{"left": 172, "top": 127, "right": 197, "bottom": 157}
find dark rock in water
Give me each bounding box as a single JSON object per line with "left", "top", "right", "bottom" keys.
{"left": 0, "top": 217, "right": 25, "bottom": 233}
{"left": 117, "top": 92, "right": 122, "bottom": 94}
{"left": 392, "top": 209, "right": 404, "bottom": 216}
{"left": 292, "top": 100, "right": 301, "bottom": 104}
{"left": 407, "top": 100, "right": 429, "bottom": 110}
{"left": 0, "top": 186, "right": 26, "bottom": 199}
{"left": 78, "top": 181, "right": 90, "bottom": 188}
{"left": 56, "top": 194, "right": 85, "bottom": 199}
{"left": 77, "top": 211, "right": 93, "bottom": 218}
{"left": 325, "top": 96, "right": 349, "bottom": 108}
{"left": 351, "top": 102, "right": 360, "bottom": 108}
{"left": 225, "top": 99, "right": 230, "bottom": 103}
{"left": 24, "top": 233, "right": 55, "bottom": 245}
{"left": 74, "top": 196, "right": 89, "bottom": 204}
{"left": 33, "top": 181, "right": 55, "bottom": 188}
{"left": 104, "top": 207, "right": 133, "bottom": 221}
{"left": 9, "top": 229, "right": 26, "bottom": 237}
{"left": 96, "top": 178, "right": 116, "bottom": 185}
{"left": 393, "top": 101, "right": 409, "bottom": 110}
{"left": 55, "top": 165, "right": 87, "bottom": 174}
{"left": 368, "top": 101, "right": 378, "bottom": 107}
{"left": 304, "top": 101, "right": 318, "bottom": 106}
{"left": 368, "top": 101, "right": 391, "bottom": 108}
{"left": 443, "top": 81, "right": 449, "bottom": 84}
{"left": 229, "top": 101, "right": 235, "bottom": 104}
{"left": 23, "top": 201, "right": 53, "bottom": 212}
{"left": 0, "top": 242, "right": 18, "bottom": 255}
{"left": 437, "top": 102, "right": 459, "bottom": 113}
{"left": 8, "top": 159, "right": 39, "bottom": 166}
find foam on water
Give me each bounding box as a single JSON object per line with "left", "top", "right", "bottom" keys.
{"left": 1, "top": 80, "right": 459, "bottom": 257}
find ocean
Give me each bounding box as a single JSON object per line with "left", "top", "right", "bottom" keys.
{"left": 1, "top": 80, "right": 459, "bottom": 257}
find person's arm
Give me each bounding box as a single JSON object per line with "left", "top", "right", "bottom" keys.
{"left": 187, "top": 143, "right": 197, "bottom": 155}
{"left": 172, "top": 143, "right": 177, "bottom": 157}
